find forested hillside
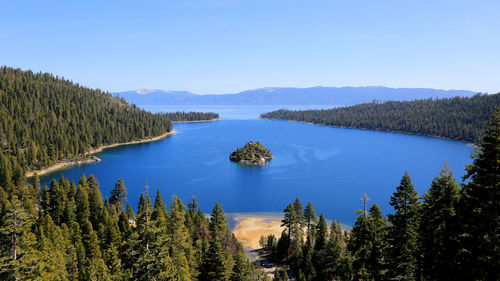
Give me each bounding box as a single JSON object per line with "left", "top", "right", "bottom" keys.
{"left": 262, "top": 109, "right": 500, "bottom": 281}
{"left": 261, "top": 93, "right": 500, "bottom": 144}
{"left": 0, "top": 67, "right": 173, "bottom": 174}
{"left": 0, "top": 173, "right": 263, "bottom": 280}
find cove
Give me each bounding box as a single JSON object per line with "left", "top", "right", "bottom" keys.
{"left": 39, "top": 118, "right": 474, "bottom": 225}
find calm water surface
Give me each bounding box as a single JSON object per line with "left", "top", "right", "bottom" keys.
{"left": 40, "top": 107, "right": 474, "bottom": 225}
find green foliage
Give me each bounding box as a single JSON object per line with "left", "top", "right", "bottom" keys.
{"left": 0, "top": 174, "right": 255, "bottom": 281}
{"left": 348, "top": 202, "right": 388, "bottom": 281}
{"left": 365, "top": 204, "right": 387, "bottom": 280}
{"left": 162, "top": 111, "right": 219, "bottom": 122}
{"left": 387, "top": 172, "right": 421, "bottom": 281}
{"left": 457, "top": 108, "right": 500, "bottom": 280}
{"left": 261, "top": 93, "right": 500, "bottom": 144}
{"left": 0, "top": 66, "right": 173, "bottom": 171}
{"left": 230, "top": 141, "right": 273, "bottom": 165}
{"left": 419, "top": 163, "right": 460, "bottom": 281}
{"left": 109, "top": 178, "right": 127, "bottom": 212}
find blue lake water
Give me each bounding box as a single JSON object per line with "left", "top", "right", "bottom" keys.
{"left": 140, "top": 104, "right": 338, "bottom": 119}
{"left": 39, "top": 106, "right": 474, "bottom": 225}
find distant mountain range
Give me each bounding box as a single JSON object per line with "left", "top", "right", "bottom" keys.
{"left": 115, "top": 87, "right": 476, "bottom": 106}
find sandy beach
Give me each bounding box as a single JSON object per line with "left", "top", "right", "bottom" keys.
{"left": 26, "top": 130, "right": 177, "bottom": 178}
{"left": 231, "top": 214, "right": 285, "bottom": 250}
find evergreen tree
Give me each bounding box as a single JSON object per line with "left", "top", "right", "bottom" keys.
{"left": 209, "top": 202, "right": 229, "bottom": 243}
{"left": 231, "top": 246, "right": 252, "bottom": 281}
{"left": 0, "top": 195, "right": 37, "bottom": 281}
{"left": 314, "top": 213, "right": 328, "bottom": 252}
{"left": 303, "top": 201, "right": 317, "bottom": 238}
{"left": 200, "top": 203, "right": 232, "bottom": 281}
{"left": 366, "top": 204, "right": 387, "bottom": 280}
{"left": 109, "top": 178, "right": 127, "bottom": 212}
{"left": 281, "top": 203, "right": 296, "bottom": 240}
{"left": 126, "top": 204, "right": 136, "bottom": 221}
{"left": 348, "top": 208, "right": 370, "bottom": 280}
{"left": 419, "top": 163, "right": 460, "bottom": 281}
{"left": 293, "top": 198, "right": 305, "bottom": 232}
{"left": 168, "top": 194, "right": 192, "bottom": 280}
{"left": 75, "top": 185, "right": 90, "bottom": 228}
{"left": 36, "top": 215, "right": 70, "bottom": 280}
{"left": 86, "top": 175, "right": 103, "bottom": 229}
{"left": 312, "top": 213, "right": 329, "bottom": 279}
{"left": 458, "top": 108, "right": 500, "bottom": 280}
{"left": 387, "top": 172, "right": 421, "bottom": 281}
{"left": 322, "top": 220, "right": 351, "bottom": 281}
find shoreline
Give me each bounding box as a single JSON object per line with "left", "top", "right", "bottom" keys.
{"left": 261, "top": 117, "right": 479, "bottom": 148}
{"left": 172, "top": 118, "right": 220, "bottom": 124}
{"left": 26, "top": 130, "right": 177, "bottom": 178}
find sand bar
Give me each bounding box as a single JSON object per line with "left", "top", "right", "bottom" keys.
{"left": 232, "top": 215, "right": 285, "bottom": 250}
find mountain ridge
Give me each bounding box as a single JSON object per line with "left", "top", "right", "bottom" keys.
{"left": 115, "top": 86, "right": 476, "bottom": 106}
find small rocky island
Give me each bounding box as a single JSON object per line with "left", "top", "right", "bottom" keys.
{"left": 230, "top": 141, "right": 273, "bottom": 166}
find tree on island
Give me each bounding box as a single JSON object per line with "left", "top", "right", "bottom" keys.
{"left": 229, "top": 141, "right": 273, "bottom": 166}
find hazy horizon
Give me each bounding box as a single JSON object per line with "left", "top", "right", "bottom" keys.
{"left": 116, "top": 85, "right": 480, "bottom": 96}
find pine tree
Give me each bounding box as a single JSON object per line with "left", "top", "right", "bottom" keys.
{"left": 48, "top": 179, "right": 66, "bottom": 225}
{"left": 323, "top": 220, "right": 351, "bottom": 281}
{"left": 348, "top": 208, "right": 370, "bottom": 280}
{"left": 109, "top": 178, "right": 127, "bottom": 212}
{"left": 0, "top": 195, "right": 37, "bottom": 280}
{"left": 101, "top": 206, "right": 122, "bottom": 280}
{"left": 209, "top": 202, "right": 229, "bottom": 243}
{"left": 419, "top": 163, "right": 460, "bottom": 281}
{"left": 366, "top": 203, "right": 387, "bottom": 280}
{"left": 231, "top": 246, "right": 252, "bottom": 281}
{"left": 304, "top": 201, "right": 317, "bottom": 239}
{"left": 86, "top": 175, "right": 103, "bottom": 229}
{"left": 126, "top": 204, "right": 136, "bottom": 221}
{"left": 281, "top": 203, "right": 296, "bottom": 259}
{"left": 200, "top": 240, "right": 231, "bottom": 281}
{"left": 458, "top": 108, "right": 500, "bottom": 280}
{"left": 36, "top": 214, "right": 70, "bottom": 280}
{"left": 301, "top": 236, "right": 316, "bottom": 280}
{"left": 314, "top": 213, "right": 328, "bottom": 252}
{"left": 75, "top": 185, "right": 90, "bottom": 227}
{"left": 151, "top": 189, "right": 167, "bottom": 222}
{"left": 200, "top": 203, "right": 232, "bottom": 281}
{"left": 293, "top": 198, "right": 305, "bottom": 232}
{"left": 0, "top": 153, "right": 12, "bottom": 192}
{"left": 312, "top": 213, "right": 329, "bottom": 279}
{"left": 134, "top": 192, "right": 158, "bottom": 280}
{"left": 387, "top": 172, "right": 421, "bottom": 281}
{"left": 168, "top": 194, "right": 192, "bottom": 280}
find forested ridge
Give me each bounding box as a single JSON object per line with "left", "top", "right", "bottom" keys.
{"left": 0, "top": 66, "right": 173, "bottom": 174}
{"left": 261, "top": 93, "right": 500, "bottom": 144}
{"left": 162, "top": 111, "right": 219, "bottom": 122}
{"left": 0, "top": 67, "right": 218, "bottom": 177}
{"left": 261, "top": 110, "right": 500, "bottom": 281}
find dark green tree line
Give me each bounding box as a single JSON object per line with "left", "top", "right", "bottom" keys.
{"left": 261, "top": 93, "right": 500, "bottom": 144}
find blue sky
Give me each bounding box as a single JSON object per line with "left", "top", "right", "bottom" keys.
{"left": 1, "top": 0, "right": 499, "bottom": 94}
